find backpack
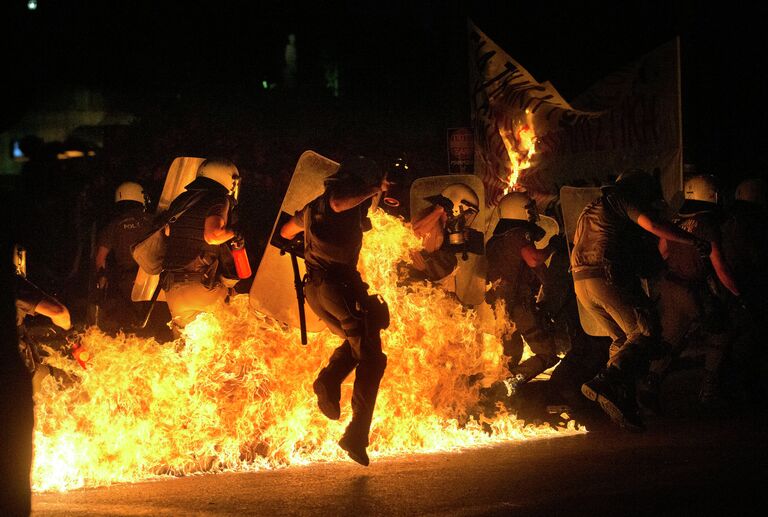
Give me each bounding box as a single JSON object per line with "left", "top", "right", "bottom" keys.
{"left": 130, "top": 192, "right": 206, "bottom": 275}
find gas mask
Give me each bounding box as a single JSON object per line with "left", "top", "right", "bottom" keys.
{"left": 425, "top": 183, "right": 484, "bottom": 259}
{"left": 443, "top": 184, "right": 479, "bottom": 246}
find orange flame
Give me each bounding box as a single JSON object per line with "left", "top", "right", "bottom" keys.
{"left": 500, "top": 111, "right": 537, "bottom": 195}
{"left": 32, "top": 212, "right": 583, "bottom": 492}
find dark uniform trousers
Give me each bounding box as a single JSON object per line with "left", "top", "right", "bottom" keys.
{"left": 101, "top": 269, "right": 145, "bottom": 331}
{"left": 652, "top": 276, "right": 729, "bottom": 377}
{"left": 574, "top": 273, "right": 661, "bottom": 375}
{"left": 304, "top": 272, "right": 387, "bottom": 445}
{"left": 505, "top": 299, "right": 559, "bottom": 381}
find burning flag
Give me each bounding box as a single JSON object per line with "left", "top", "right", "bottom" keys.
{"left": 500, "top": 110, "right": 538, "bottom": 194}
{"left": 32, "top": 211, "right": 583, "bottom": 492}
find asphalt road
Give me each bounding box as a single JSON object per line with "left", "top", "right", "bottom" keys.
{"left": 32, "top": 411, "right": 768, "bottom": 517}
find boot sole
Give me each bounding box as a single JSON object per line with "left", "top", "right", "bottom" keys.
{"left": 338, "top": 438, "right": 370, "bottom": 466}
{"left": 596, "top": 394, "right": 645, "bottom": 432}
{"left": 581, "top": 382, "right": 599, "bottom": 402}
{"left": 313, "top": 380, "right": 340, "bottom": 420}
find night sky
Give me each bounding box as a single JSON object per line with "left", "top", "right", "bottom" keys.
{"left": 3, "top": 0, "right": 767, "bottom": 186}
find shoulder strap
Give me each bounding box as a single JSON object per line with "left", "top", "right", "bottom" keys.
{"left": 165, "top": 191, "right": 208, "bottom": 226}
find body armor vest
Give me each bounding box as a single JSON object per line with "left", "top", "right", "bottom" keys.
{"left": 164, "top": 191, "right": 229, "bottom": 272}
{"left": 303, "top": 193, "right": 364, "bottom": 272}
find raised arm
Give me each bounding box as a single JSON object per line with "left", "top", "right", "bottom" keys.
{"left": 329, "top": 177, "right": 390, "bottom": 213}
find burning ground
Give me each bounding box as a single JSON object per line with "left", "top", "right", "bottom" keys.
{"left": 32, "top": 212, "right": 583, "bottom": 492}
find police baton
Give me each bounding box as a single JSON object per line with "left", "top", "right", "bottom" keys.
{"left": 271, "top": 212, "right": 308, "bottom": 345}
{"left": 286, "top": 247, "right": 308, "bottom": 345}
{"left": 138, "top": 280, "right": 162, "bottom": 330}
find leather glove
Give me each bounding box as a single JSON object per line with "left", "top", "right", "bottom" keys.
{"left": 529, "top": 223, "right": 546, "bottom": 243}
{"left": 230, "top": 229, "right": 245, "bottom": 248}
{"left": 547, "top": 234, "right": 566, "bottom": 251}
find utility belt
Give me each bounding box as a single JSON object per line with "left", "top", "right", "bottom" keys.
{"left": 571, "top": 264, "right": 636, "bottom": 286}
{"left": 163, "top": 270, "right": 220, "bottom": 290}
{"left": 305, "top": 266, "right": 389, "bottom": 331}
{"left": 305, "top": 266, "right": 362, "bottom": 287}
{"left": 571, "top": 266, "right": 607, "bottom": 282}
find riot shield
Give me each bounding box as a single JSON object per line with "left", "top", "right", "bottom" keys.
{"left": 131, "top": 157, "right": 205, "bottom": 302}
{"left": 248, "top": 151, "right": 340, "bottom": 331}
{"left": 559, "top": 186, "right": 608, "bottom": 337}
{"left": 409, "top": 175, "right": 488, "bottom": 305}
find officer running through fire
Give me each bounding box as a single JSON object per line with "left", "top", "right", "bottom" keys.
{"left": 279, "top": 156, "right": 391, "bottom": 466}
{"left": 478, "top": 191, "right": 560, "bottom": 411}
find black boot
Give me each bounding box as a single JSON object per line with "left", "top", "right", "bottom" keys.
{"left": 698, "top": 370, "right": 727, "bottom": 411}
{"left": 313, "top": 341, "right": 357, "bottom": 421}
{"left": 338, "top": 425, "right": 370, "bottom": 466}
{"left": 582, "top": 367, "right": 644, "bottom": 431}
{"left": 637, "top": 372, "right": 663, "bottom": 415}
{"left": 313, "top": 376, "right": 341, "bottom": 420}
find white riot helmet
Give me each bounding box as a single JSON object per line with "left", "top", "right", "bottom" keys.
{"left": 197, "top": 159, "right": 241, "bottom": 199}
{"left": 13, "top": 244, "right": 26, "bottom": 278}
{"left": 679, "top": 174, "right": 718, "bottom": 216}
{"left": 493, "top": 190, "right": 546, "bottom": 239}
{"left": 115, "top": 181, "right": 147, "bottom": 205}
{"left": 497, "top": 191, "right": 537, "bottom": 222}
{"left": 735, "top": 178, "right": 767, "bottom": 206}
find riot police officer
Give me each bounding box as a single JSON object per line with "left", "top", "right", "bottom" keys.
{"left": 573, "top": 170, "right": 706, "bottom": 430}
{"left": 639, "top": 175, "right": 741, "bottom": 411}
{"left": 279, "top": 156, "right": 390, "bottom": 466}
{"left": 93, "top": 181, "right": 152, "bottom": 331}
{"left": 408, "top": 183, "right": 481, "bottom": 283}
{"left": 479, "top": 191, "right": 560, "bottom": 410}
{"left": 162, "top": 159, "right": 241, "bottom": 334}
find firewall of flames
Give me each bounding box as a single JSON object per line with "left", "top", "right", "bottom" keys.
{"left": 32, "top": 211, "right": 583, "bottom": 492}
{"left": 500, "top": 111, "right": 537, "bottom": 194}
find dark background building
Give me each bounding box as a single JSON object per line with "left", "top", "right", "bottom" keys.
{"left": 3, "top": 1, "right": 766, "bottom": 178}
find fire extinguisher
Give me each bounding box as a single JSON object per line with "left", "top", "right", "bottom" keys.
{"left": 230, "top": 237, "right": 252, "bottom": 279}
{"left": 71, "top": 341, "right": 89, "bottom": 369}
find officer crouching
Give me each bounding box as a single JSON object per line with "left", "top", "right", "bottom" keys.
{"left": 573, "top": 170, "right": 706, "bottom": 430}
{"left": 162, "top": 159, "right": 241, "bottom": 335}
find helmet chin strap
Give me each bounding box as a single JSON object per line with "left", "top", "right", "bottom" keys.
{"left": 231, "top": 175, "right": 241, "bottom": 200}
